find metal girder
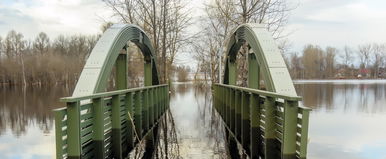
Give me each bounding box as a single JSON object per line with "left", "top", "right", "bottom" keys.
{"left": 223, "top": 23, "right": 297, "bottom": 96}
{"left": 72, "top": 24, "right": 160, "bottom": 97}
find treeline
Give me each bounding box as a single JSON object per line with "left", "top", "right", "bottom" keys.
{"left": 287, "top": 44, "right": 386, "bottom": 79}
{"left": 0, "top": 30, "right": 99, "bottom": 86}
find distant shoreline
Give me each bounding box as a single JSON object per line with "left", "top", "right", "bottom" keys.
{"left": 293, "top": 79, "right": 386, "bottom": 84}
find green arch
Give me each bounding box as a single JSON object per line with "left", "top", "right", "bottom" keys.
{"left": 72, "top": 24, "right": 159, "bottom": 97}
{"left": 223, "top": 23, "right": 297, "bottom": 96}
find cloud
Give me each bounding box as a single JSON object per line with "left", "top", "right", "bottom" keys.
{"left": 0, "top": 0, "right": 113, "bottom": 39}
{"left": 287, "top": 0, "right": 386, "bottom": 52}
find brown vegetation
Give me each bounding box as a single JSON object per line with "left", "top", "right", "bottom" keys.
{"left": 104, "top": 0, "right": 192, "bottom": 83}
{"left": 0, "top": 31, "right": 98, "bottom": 87}
{"left": 193, "top": 0, "right": 294, "bottom": 85}
{"left": 287, "top": 44, "right": 386, "bottom": 79}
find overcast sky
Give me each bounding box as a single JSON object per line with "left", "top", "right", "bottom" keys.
{"left": 0, "top": 0, "right": 385, "bottom": 59}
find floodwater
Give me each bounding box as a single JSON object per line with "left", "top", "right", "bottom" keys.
{"left": 0, "top": 80, "right": 385, "bottom": 159}
{"left": 295, "top": 80, "right": 386, "bottom": 159}
{"left": 169, "top": 83, "right": 227, "bottom": 159}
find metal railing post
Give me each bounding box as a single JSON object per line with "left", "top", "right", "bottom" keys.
{"left": 241, "top": 92, "right": 251, "bottom": 154}
{"left": 67, "top": 101, "right": 81, "bottom": 159}
{"left": 112, "top": 95, "right": 123, "bottom": 159}
{"left": 282, "top": 100, "right": 298, "bottom": 159}
{"left": 54, "top": 109, "right": 66, "bottom": 159}
{"left": 134, "top": 91, "right": 143, "bottom": 139}
{"left": 143, "top": 89, "right": 149, "bottom": 131}
{"left": 149, "top": 88, "right": 154, "bottom": 127}
{"left": 230, "top": 89, "right": 235, "bottom": 133}
{"left": 125, "top": 92, "right": 134, "bottom": 152}
{"left": 92, "top": 98, "right": 105, "bottom": 159}
{"left": 299, "top": 108, "right": 310, "bottom": 159}
{"left": 249, "top": 94, "right": 260, "bottom": 159}
{"left": 235, "top": 90, "right": 242, "bottom": 140}
{"left": 264, "top": 97, "right": 279, "bottom": 159}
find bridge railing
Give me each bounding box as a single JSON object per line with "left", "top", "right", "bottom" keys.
{"left": 54, "top": 84, "right": 169, "bottom": 159}
{"left": 213, "top": 84, "right": 310, "bottom": 159}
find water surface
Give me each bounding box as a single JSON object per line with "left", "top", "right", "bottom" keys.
{"left": 295, "top": 80, "right": 386, "bottom": 159}
{"left": 0, "top": 80, "right": 385, "bottom": 158}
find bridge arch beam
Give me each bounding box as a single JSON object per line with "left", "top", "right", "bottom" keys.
{"left": 73, "top": 24, "right": 159, "bottom": 97}
{"left": 223, "top": 23, "right": 296, "bottom": 96}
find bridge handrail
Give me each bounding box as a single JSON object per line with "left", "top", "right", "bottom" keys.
{"left": 60, "top": 84, "right": 169, "bottom": 103}
{"left": 54, "top": 84, "right": 169, "bottom": 159}
{"left": 214, "top": 83, "right": 302, "bottom": 101}
{"left": 213, "top": 83, "right": 311, "bottom": 159}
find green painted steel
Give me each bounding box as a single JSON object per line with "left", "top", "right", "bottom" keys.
{"left": 249, "top": 94, "right": 260, "bottom": 158}
{"left": 134, "top": 91, "right": 143, "bottom": 139}
{"left": 66, "top": 101, "right": 81, "bottom": 159}
{"left": 54, "top": 85, "right": 169, "bottom": 159}
{"left": 241, "top": 91, "right": 251, "bottom": 154}
{"left": 223, "top": 23, "right": 296, "bottom": 96}
{"left": 264, "top": 96, "right": 280, "bottom": 159}
{"left": 124, "top": 92, "right": 134, "bottom": 151}
{"left": 230, "top": 90, "right": 235, "bottom": 132}
{"left": 72, "top": 24, "right": 159, "bottom": 97}
{"left": 92, "top": 98, "right": 105, "bottom": 159}
{"left": 54, "top": 24, "right": 170, "bottom": 159}
{"left": 234, "top": 90, "right": 241, "bottom": 140}
{"left": 248, "top": 53, "right": 259, "bottom": 89}
{"left": 282, "top": 100, "right": 298, "bottom": 159}
{"left": 299, "top": 108, "right": 310, "bottom": 159}
{"left": 215, "top": 23, "right": 310, "bottom": 158}
{"left": 112, "top": 95, "right": 123, "bottom": 159}
{"left": 53, "top": 23, "right": 310, "bottom": 159}
{"left": 143, "top": 89, "right": 149, "bottom": 131}
{"left": 213, "top": 84, "right": 311, "bottom": 159}
{"left": 116, "top": 53, "right": 128, "bottom": 90}
{"left": 54, "top": 108, "right": 67, "bottom": 159}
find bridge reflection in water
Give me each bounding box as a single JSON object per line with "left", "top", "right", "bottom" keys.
{"left": 0, "top": 81, "right": 385, "bottom": 158}
{"left": 53, "top": 23, "right": 310, "bottom": 159}
{"left": 170, "top": 83, "right": 227, "bottom": 159}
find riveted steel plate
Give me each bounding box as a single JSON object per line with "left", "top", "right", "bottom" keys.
{"left": 224, "top": 23, "right": 297, "bottom": 96}
{"left": 72, "top": 24, "right": 159, "bottom": 97}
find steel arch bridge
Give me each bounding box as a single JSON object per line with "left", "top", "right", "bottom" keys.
{"left": 54, "top": 24, "right": 310, "bottom": 159}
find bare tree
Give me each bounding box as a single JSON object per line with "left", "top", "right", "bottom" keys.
{"left": 325, "top": 47, "right": 337, "bottom": 78}
{"left": 358, "top": 44, "right": 372, "bottom": 69}
{"left": 302, "top": 44, "right": 324, "bottom": 79}
{"left": 289, "top": 52, "right": 303, "bottom": 79}
{"left": 371, "top": 43, "right": 385, "bottom": 78}
{"left": 0, "top": 36, "right": 2, "bottom": 58}
{"left": 33, "top": 32, "right": 50, "bottom": 55}
{"left": 2, "top": 31, "right": 27, "bottom": 85}
{"left": 193, "top": 0, "right": 294, "bottom": 85}
{"left": 104, "top": 0, "right": 191, "bottom": 83}
{"left": 176, "top": 66, "right": 189, "bottom": 82}
{"left": 208, "top": 0, "right": 293, "bottom": 39}
{"left": 340, "top": 46, "right": 353, "bottom": 77}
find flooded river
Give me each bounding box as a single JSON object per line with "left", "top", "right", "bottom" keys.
{"left": 0, "top": 80, "right": 385, "bottom": 158}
